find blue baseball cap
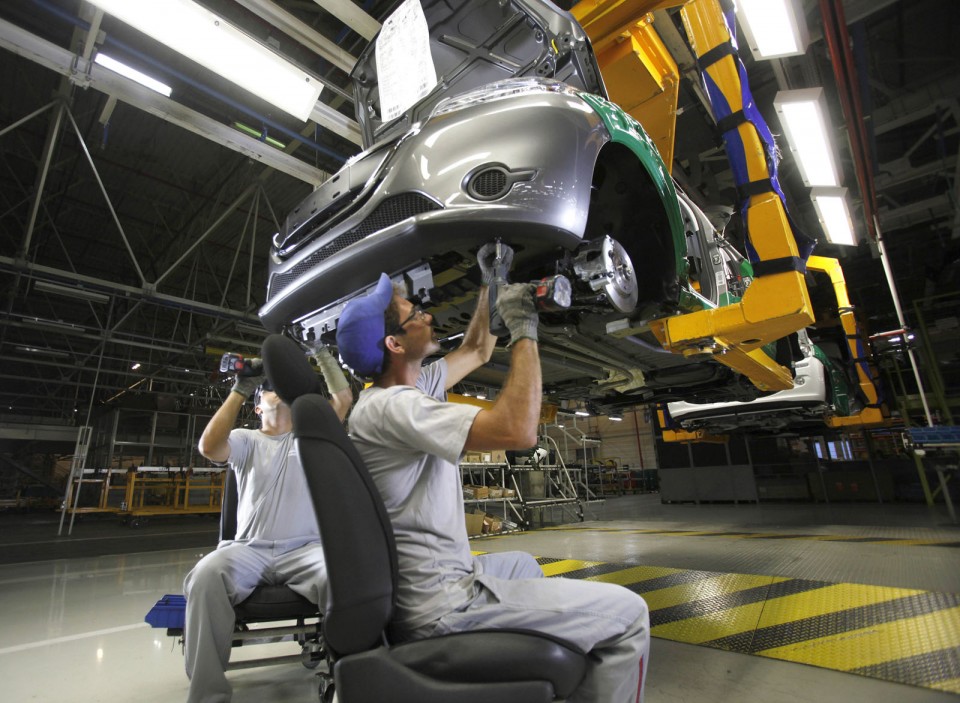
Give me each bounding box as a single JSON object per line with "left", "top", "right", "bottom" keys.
{"left": 336, "top": 273, "right": 394, "bottom": 377}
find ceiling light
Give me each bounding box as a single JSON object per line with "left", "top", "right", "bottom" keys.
{"left": 609, "top": 414, "right": 623, "bottom": 422}
{"left": 15, "top": 345, "right": 71, "bottom": 358}
{"left": 34, "top": 280, "right": 110, "bottom": 304}
{"left": 94, "top": 53, "right": 172, "bottom": 97}
{"left": 235, "top": 322, "right": 268, "bottom": 336}
{"left": 575, "top": 410, "right": 590, "bottom": 417}
{"left": 476, "top": 392, "right": 487, "bottom": 400}
{"left": 811, "top": 188, "right": 858, "bottom": 246}
{"left": 89, "top": 0, "right": 322, "bottom": 121}
{"left": 22, "top": 316, "right": 83, "bottom": 331}
{"left": 774, "top": 88, "right": 841, "bottom": 187}
{"left": 233, "top": 122, "right": 286, "bottom": 149}
{"left": 131, "top": 363, "right": 141, "bottom": 370}
{"left": 736, "top": 0, "right": 809, "bottom": 60}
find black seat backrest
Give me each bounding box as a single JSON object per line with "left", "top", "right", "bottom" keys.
{"left": 219, "top": 467, "right": 238, "bottom": 542}
{"left": 292, "top": 393, "right": 398, "bottom": 658}
{"left": 261, "top": 333, "right": 398, "bottom": 659}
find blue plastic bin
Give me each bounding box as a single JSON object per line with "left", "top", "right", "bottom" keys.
{"left": 145, "top": 594, "right": 187, "bottom": 629}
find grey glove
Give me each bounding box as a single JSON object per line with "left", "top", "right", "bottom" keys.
{"left": 478, "top": 242, "right": 513, "bottom": 286}
{"left": 230, "top": 359, "right": 264, "bottom": 399}
{"left": 313, "top": 346, "right": 349, "bottom": 395}
{"left": 496, "top": 282, "right": 539, "bottom": 346}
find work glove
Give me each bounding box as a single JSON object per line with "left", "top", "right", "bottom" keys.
{"left": 313, "top": 346, "right": 350, "bottom": 395}
{"left": 230, "top": 359, "right": 264, "bottom": 399}
{"left": 477, "top": 241, "right": 513, "bottom": 286}
{"left": 496, "top": 282, "right": 539, "bottom": 346}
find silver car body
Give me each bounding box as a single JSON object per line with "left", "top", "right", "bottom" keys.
{"left": 260, "top": 0, "right": 773, "bottom": 407}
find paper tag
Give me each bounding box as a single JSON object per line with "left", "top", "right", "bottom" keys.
{"left": 375, "top": 0, "right": 438, "bottom": 122}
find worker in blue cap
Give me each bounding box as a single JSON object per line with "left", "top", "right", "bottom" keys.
{"left": 335, "top": 244, "right": 650, "bottom": 703}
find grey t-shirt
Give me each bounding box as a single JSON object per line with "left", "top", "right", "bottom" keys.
{"left": 226, "top": 429, "right": 320, "bottom": 545}
{"left": 348, "top": 359, "right": 482, "bottom": 632}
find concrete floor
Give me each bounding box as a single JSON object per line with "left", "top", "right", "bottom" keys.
{"left": 0, "top": 495, "right": 957, "bottom": 702}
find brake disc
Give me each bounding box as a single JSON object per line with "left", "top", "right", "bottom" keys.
{"left": 572, "top": 235, "right": 638, "bottom": 313}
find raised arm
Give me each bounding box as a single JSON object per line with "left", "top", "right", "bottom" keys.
{"left": 314, "top": 346, "right": 354, "bottom": 422}
{"left": 198, "top": 372, "right": 260, "bottom": 463}
{"left": 464, "top": 283, "right": 541, "bottom": 450}
{"left": 443, "top": 285, "right": 497, "bottom": 388}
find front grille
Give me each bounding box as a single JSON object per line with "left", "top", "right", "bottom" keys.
{"left": 468, "top": 168, "right": 510, "bottom": 200}
{"left": 268, "top": 193, "right": 442, "bottom": 302}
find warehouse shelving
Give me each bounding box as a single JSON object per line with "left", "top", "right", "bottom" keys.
{"left": 461, "top": 451, "right": 586, "bottom": 533}
{"left": 59, "top": 403, "right": 226, "bottom": 532}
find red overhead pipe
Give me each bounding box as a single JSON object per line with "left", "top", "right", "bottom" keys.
{"left": 818, "top": 0, "right": 879, "bottom": 241}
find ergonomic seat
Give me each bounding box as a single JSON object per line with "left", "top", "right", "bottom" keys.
{"left": 219, "top": 468, "right": 326, "bottom": 672}
{"left": 262, "top": 334, "right": 589, "bottom": 703}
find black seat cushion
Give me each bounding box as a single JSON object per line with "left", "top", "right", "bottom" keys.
{"left": 234, "top": 585, "right": 318, "bottom": 622}
{"left": 389, "top": 630, "right": 587, "bottom": 698}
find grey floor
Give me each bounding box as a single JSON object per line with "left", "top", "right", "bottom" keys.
{"left": 0, "top": 495, "right": 957, "bottom": 702}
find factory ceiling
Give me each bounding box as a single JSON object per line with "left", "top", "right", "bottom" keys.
{"left": 0, "top": 0, "right": 957, "bottom": 445}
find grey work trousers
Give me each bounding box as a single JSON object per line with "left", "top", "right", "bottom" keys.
{"left": 182, "top": 539, "right": 327, "bottom": 703}
{"left": 417, "top": 551, "right": 650, "bottom": 703}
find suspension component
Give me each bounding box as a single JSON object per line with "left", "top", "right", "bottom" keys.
{"left": 572, "top": 235, "right": 638, "bottom": 313}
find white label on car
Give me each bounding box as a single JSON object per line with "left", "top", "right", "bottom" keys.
{"left": 376, "top": 0, "right": 437, "bottom": 122}
{"left": 716, "top": 270, "right": 726, "bottom": 288}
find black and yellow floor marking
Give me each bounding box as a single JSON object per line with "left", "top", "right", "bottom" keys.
{"left": 475, "top": 552, "right": 960, "bottom": 693}
{"left": 539, "top": 525, "right": 960, "bottom": 548}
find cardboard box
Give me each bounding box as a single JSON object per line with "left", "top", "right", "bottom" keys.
{"left": 462, "top": 450, "right": 508, "bottom": 464}
{"left": 488, "top": 486, "right": 503, "bottom": 499}
{"left": 465, "top": 484, "right": 489, "bottom": 499}
{"left": 482, "top": 514, "right": 502, "bottom": 534}
{"left": 502, "top": 488, "right": 516, "bottom": 499}
{"left": 465, "top": 510, "right": 485, "bottom": 536}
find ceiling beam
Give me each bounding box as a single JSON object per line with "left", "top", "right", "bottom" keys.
{"left": 0, "top": 16, "right": 329, "bottom": 186}
{"left": 234, "top": 0, "right": 360, "bottom": 74}
{"left": 310, "top": 0, "right": 381, "bottom": 41}
{"left": 0, "top": 257, "right": 263, "bottom": 324}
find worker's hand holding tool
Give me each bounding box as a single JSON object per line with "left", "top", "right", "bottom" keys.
{"left": 478, "top": 241, "right": 513, "bottom": 287}
{"left": 230, "top": 358, "right": 264, "bottom": 399}
{"left": 312, "top": 346, "right": 349, "bottom": 395}
{"left": 496, "top": 283, "right": 540, "bottom": 346}
{"left": 481, "top": 240, "right": 515, "bottom": 337}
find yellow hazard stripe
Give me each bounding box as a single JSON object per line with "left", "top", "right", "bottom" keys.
{"left": 584, "top": 564, "right": 687, "bottom": 587}
{"left": 537, "top": 526, "right": 960, "bottom": 548}
{"left": 539, "top": 559, "right": 605, "bottom": 577}
{"left": 470, "top": 547, "right": 960, "bottom": 690}
{"left": 757, "top": 582, "right": 926, "bottom": 627}
{"left": 759, "top": 607, "right": 960, "bottom": 670}
{"left": 928, "top": 677, "right": 960, "bottom": 694}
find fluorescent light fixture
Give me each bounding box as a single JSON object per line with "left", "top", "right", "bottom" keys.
{"left": 233, "top": 122, "right": 286, "bottom": 149}
{"left": 774, "top": 88, "right": 841, "bottom": 187}
{"left": 94, "top": 53, "right": 172, "bottom": 96}
{"left": 22, "top": 316, "right": 83, "bottom": 331}
{"left": 575, "top": 410, "right": 590, "bottom": 417}
{"left": 235, "top": 322, "right": 268, "bottom": 336}
{"left": 34, "top": 280, "right": 110, "bottom": 304}
{"left": 811, "top": 187, "right": 858, "bottom": 246}
{"left": 15, "top": 345, "right": 71, "bottom": 358}
{"left": 131, "top": 363, "right": 141, "bottom": 370}
{"left": 476, "top": 392, "right": 487, "bottom": 400}
{"left": 89, "top": 0, "right": 322, "bottom": 121}
{"left": 609, "top": 414, "right": 623, "bottom": 422}
{"left": 736, "top": 0, "right": 809, "bottom": 60}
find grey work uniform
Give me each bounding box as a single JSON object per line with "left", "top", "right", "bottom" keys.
{"left": 349, "top": 359, "right": 651, "bottom": 703}
{"left": 183, "top": 429, "right": 326, "bottom": 703}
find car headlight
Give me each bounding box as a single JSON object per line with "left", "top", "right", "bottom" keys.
{"left": 430, "top": 77, "right": 583, "bottom": 118}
